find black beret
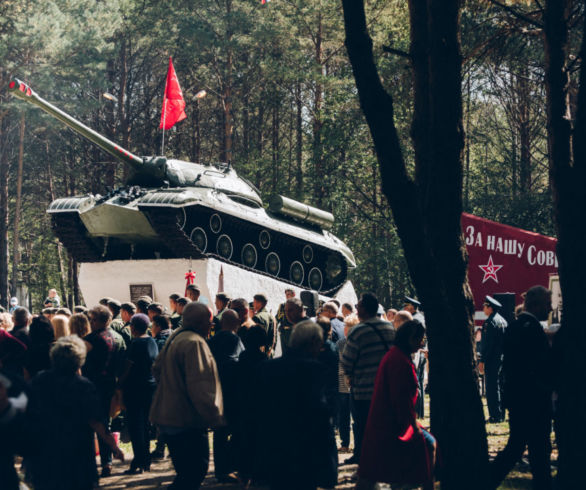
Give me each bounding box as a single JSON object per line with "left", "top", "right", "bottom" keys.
{"left": 107, "top": 299, "right": 121, "bottom": 308}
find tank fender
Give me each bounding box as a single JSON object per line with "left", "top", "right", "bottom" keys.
{"left": 138, "top": 190, "right": 202, "bottom": 207}
{"left": 47, "top": 195, "right": 95, "bottom": 214}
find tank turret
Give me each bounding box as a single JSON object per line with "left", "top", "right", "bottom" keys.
{"left": 9, "top": 78, "right": 355, "bottom": 293}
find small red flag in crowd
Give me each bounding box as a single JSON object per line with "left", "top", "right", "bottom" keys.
{"left": 261, "top": 0, "right": 270, "bottom": 4}
{"left": 160, "top": 57, "right": 187, "bottom": 130}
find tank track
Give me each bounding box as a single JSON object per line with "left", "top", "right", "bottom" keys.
{"left": 144, "top": 207, "right": 346, "bottom": 296}
{"left": 50, "top": 212, "right": 103, "bottom": 262}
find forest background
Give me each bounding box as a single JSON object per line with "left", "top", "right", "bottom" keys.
{"left": 0, "top": 0, "right": 557, "bottom": 310}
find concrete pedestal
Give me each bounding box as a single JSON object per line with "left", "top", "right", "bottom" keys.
{"left": 79, "top": 257, "right": 357, "bottom": 315}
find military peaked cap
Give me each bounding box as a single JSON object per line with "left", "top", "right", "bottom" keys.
{"left": 484, "top": 296, "right": 502, "bottom": 310}
{"left": 404, "top": 296, "right": 421, "bottom": 308}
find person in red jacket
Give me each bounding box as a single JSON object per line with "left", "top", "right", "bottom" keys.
{"left": 357, "top": 320, "right": 436, "bottom": 490}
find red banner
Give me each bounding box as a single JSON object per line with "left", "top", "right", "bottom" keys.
{"left": 160, "top": 57, "right": 187, "bottom": 130}
{"left": 462, "top": 213, "right": 557, "bottom": 313}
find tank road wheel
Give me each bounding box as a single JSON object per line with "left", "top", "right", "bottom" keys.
{"left": 241, "top": 243, "right": 258, "bottom": 269}
{"left": 190, "top": 227, "right": 208, "bottom": 252}
{"left": 308, "top": 267, "right": 323, "bottom": 291}
{"left": 289, "top": 261, "right": 304, "bottom": 285}
{"left": 302, "top": 244, "right": 314, "bottom": 264}
{"left": 216, "top": 234, "right": 233, "bottom": 260}
{"left": 259, "top": 229, "right": 271, "bottom": 249}
{"left": 265, "top": 252, "right": 281, "bottom": 276}
{"left": 210, "top": 213, "right": 222, "bottom": 234}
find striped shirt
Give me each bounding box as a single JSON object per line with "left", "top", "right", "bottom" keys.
{"left": 337, "top": 337, "right": 350, "bottom": 394}
{"left": 340, "top": 318, "right": 395, "bottom": 400}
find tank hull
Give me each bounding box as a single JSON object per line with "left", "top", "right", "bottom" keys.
{"left": 48, "top": 186, "right": 356, "bottom": 294}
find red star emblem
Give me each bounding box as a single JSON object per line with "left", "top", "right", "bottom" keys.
{"left": 479, "top": 255, "right": 503, "bottom": 284}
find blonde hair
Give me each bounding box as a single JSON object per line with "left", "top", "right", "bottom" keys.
{"left": 50, "top": 335, "right": 87, "bottom": 373}
{"left": 344, "top": 313, "right": 360, "bottom": 329}
{"left": 0, "top": 312, "right": 13, "bottom": 330}
{"left": 52, "top": 314, "right": 70, "bottom": 339}
{"left": 69, "top": 313, "right": 91, "bottom": 338}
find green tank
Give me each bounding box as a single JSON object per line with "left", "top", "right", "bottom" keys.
{"left": 9, "top": 78, "right": 356, "bottom": 293}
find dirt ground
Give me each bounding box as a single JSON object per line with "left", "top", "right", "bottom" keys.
{"left": 99, "top": 446, "right": 358, "bottom": 489}
{"left": 98, "top": 396, "right": 552, "bottom": 489}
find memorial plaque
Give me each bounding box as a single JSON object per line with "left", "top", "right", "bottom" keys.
{"left": 130, "top": 284, "right": 154, "bottom": 304}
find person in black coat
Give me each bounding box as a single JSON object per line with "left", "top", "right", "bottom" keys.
{"left": 119, "top": 314, "right": 158, "bottom": 474}
{"left": 0, "top": 368, "right": 28, "bottom": 490}
{"left": 255, "top": 320, "right": 337, "bottom": 490}
{"left": 150, "top": 315, "right": 172, "bottom": 460}
{"left": 27, "top": 336, "right": 124, "bottom": 490}
{"left": 489, "top": 286, "right": 553, "bottom": 490}
{"left": 208, "top": 309, "right": 244, "bottom": 483}
{"left": 234, "top": 326, "right": 268, "bottom": 486}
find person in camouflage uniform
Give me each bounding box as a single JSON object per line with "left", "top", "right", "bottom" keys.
{"left": 252, "top": 294, "right": 276, "bottom": 355}
{"left": 212, "top": 293, "right": 231, "bottom": 337}
{"left": 119, "top": 302, "right": 137, "bottom": 346}
{"left": 172, "top": 298, "right": 189, "bottom": 330}
{"left": 108, "top": 299, "right": 131, "bottom": 348}
{"left": 276, "top": 289, "right": 295, "bottom": 355}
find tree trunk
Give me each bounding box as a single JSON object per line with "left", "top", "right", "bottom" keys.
{"left": 255, "top": 101, "right": 265, "bottom": 189}
{"left": 312, "top": 13, "right": 325, "bottom": 206}
{"left": 11, "top": 113, "right": 25, "bottom": 296}
{"left": 222, "top": 0, "right": 234, "bottom": 165}
{"left": 295, "top": 81, "right": 303, "bottom": 199}
{"left": 342, "top": 0, "right": 489, "bottom": 487}
{"left": 72, "top": 258, "right": 81, "bottom": 306}
{"left": 543, "top": 1, "right": 586, "bottom": 487}
{"left": 0, "top": 115, "right": 10, "bottom": 308}
{"left": 119, "top": 37, "right": 131, "bottom": 180}
{"left": 272, "top": 89, "right": 280, "bottom": 193}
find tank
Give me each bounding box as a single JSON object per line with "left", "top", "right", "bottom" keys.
{"left": 9, "top": 78, "right": 355, "bottom": 293}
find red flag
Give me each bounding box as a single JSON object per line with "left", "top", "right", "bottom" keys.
{"left": 160, "top": 57, "right": 187, "bottom": 130}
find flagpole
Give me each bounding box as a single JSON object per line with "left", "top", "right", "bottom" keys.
{"left": 161, "top": 98, "right": 167, "bottom": 155}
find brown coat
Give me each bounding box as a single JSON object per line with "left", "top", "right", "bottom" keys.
{"left": 150, "top": 327, "right": 225, "bottom": 429}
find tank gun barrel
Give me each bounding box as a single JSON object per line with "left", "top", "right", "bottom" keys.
{"left": 8, "top": 78, "right": 143, "bottom": 168}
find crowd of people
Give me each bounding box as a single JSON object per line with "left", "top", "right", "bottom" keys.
{"left": 0, "top": 282, "right": 558, "bottom": 489}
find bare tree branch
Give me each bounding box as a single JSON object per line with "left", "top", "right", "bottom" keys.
{"left": 488, "top": 0, "right": 544, "bottom": 28}
{"left": 382, "top": 45, "right": 411, "bottom": 59}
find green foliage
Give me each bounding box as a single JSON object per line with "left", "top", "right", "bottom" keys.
{"left": 0, "top": 0, "right": 558, "bottom": 310}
